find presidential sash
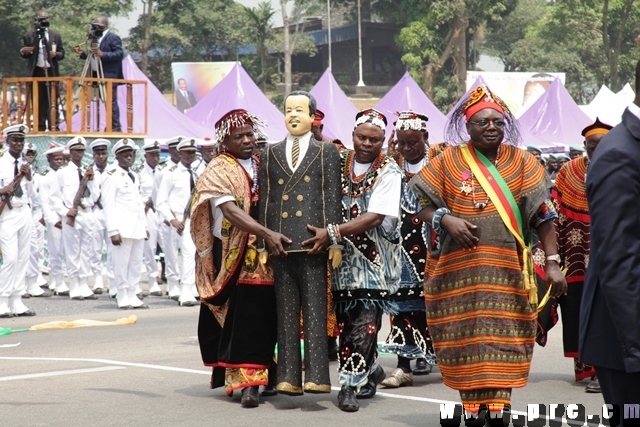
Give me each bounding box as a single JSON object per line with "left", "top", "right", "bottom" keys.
{"left": 460, "top": 143, "right": 551, "bottom": 311}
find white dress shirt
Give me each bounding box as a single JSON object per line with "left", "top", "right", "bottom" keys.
{"left": 49, "top": 162, "right": 101, "bottom": 217}
{"left": 138, "top": 161, "right": 156, "bottom": 202}
{"left": 285, "top": 132, "right": 312, "bottom": 172}
{"left": 352, "top": 159, "right": 401, "bottom": 232}
{"left": 101, "top": 164, "right": 147, "bottom": 239}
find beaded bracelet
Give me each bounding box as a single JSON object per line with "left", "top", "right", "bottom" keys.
{"left": 432, "top": 208, "right": 452, "bottom": 235}
{"left": 334, "top": 224, "right": 342, "bottom": 243}
{"left": 327, "top": 224, "right": 338, "bottom": 246}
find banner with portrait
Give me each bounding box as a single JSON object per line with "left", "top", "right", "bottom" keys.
{"left": 170, "top": 62, "right": 235, "bottom": 113}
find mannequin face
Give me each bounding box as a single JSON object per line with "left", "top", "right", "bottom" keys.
{"left": 285, "top": 95, "right": 313, "bottom": 136}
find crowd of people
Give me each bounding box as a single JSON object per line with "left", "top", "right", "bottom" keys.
{"left": 2, "top": 61, "right": 640, "bottom": 426}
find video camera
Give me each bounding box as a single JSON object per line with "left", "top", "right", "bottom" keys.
{"left": 86, "top": 21, "right": 105, "bottom": 41}
{"left": 34, "top": 16, "right": 49, "bottom": 34}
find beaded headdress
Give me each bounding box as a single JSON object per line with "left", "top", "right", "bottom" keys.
{"left": 394, "top": 111, "right": 428, "bottom": 133}
{"left": 215, "top": 109, "right": 266, "bottom": 145}
{"left": 463, "top": 85, "right": 506, "bottom": 121}
{"left": 354, "top": 108, "right": 387, "bottom": 131}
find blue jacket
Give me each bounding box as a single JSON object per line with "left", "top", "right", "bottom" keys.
{"left": 80, "top": 30, "right": 123, "bottom": 80}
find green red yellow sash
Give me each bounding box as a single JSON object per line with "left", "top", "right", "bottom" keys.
{"left": 460, "top": 143, "right": 551, "bottom": 310}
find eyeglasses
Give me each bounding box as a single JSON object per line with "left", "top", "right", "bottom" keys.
{"left": 468, "top": 119, "right": 506, "bottom": 129}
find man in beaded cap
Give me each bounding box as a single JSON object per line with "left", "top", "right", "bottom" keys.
{"left": 380, "top": 111, "right": 437, "bottom": 389}
{"left": 304, "top": 108, "right": 403, "bottom": 412}
{"left": 190, "top": 109, "right": 289, "bottom": 407}
{"left": 258, "top": 90, "right": 342, "bottom": 397}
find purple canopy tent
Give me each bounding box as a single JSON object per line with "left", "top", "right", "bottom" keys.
{"left": 375, "top": 71, "right": 447, "bottom": 144}
{"left": 309, "top": 68, "right": 358, "bottom": 147}
{"left": 186, "top": 62, "right": 287, "bottom": 142}
{"left": 60, "top": 55, "right": 213, "bottom": 138}
{"left": 517, "top": 78, "right": 592, "bottom": 150}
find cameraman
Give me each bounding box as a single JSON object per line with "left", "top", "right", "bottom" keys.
{"left": 73, "top": 16, "right": 123, "bottom": 132}
{"left": 20, "top": 10, "right": 65, "bottom": 132}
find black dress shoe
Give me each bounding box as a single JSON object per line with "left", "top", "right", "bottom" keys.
{"left": 84, "top": 294, "right": 99, "bottom": 300}
{"left": 16, "top": 309, "right": 37, "bottom": 317}
{"left": 93, "top": 288, "right": 103, "bottom": 295}
{"left": 357, "top": 365, "right": 386, "bottom": 399}
{"left": 132, "top": 304, "right": 150, "bottom": 309}
{"left": 71, "top": 296, "right": 85, "bottom": 301}
{"left": 0, "top": 312, "right": 13, "bottom": 318}
{"left": 413, "top": 358, "right": 432, "bottom": 375}
{"left": 55, "top": 290, "right": 70, "bottom": 297}
{"left": 337, "top": 385, "right": 359, "bottom": 412}
{"left": 170, "top": 295, "right": 180, "bottom": 301}
{"left": 261, "top": 385, "right": 278, "bottom": 397}
{"left": 241, "top": 386, "right": 260, "bottom": 408}
{"left": 23, "top": 293, "right": 31, "bottom": 299}
{"left": 118, "top": 305, "right": 133, "bottom": 310}
{"left": 149, "top": 291, "right": 163, "bottom": 297}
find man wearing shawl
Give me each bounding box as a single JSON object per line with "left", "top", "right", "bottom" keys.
{"left": 190, "top": 109, "right": 290, "bottom": 408}
{"left": 409, "top": 85, "right": 567, "bottom": 426}
{"left": 550, "top": 118, "right": 612, "bottom": 394}
{"left": 304, "top": 109, "right": 403, "bottom": 412}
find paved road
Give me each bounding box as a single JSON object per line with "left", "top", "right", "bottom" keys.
{"left": 0, "top": 292, "right": 609, "bottom": 427}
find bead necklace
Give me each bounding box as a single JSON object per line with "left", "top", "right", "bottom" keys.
{"left": 401, "top": 148, "right": 429, "bottom": 179}
{"left": 470, "top": 145, "right": 500, "bottom": 210}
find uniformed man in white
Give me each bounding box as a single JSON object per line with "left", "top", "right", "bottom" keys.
{"left": 152, "top": 136, "right": 182, "bottom": 300}
{"left": 193, "top": 136, "right": 216, "bottom": 177}
{"left": 49, "top": 136, "right": 100, "bottom": 300}
{"left": 137, "top": 140, "right": 163, "bottom": 296}
{"left": 156, "top": 137, "right": 199, "bottom": 306}
{"left": 89, "top": 138, "right": 112, "bottom": 295}
{"left": 102, "top": 139, "right": 149, "bottom": 309}
{"left": 23, "top": 142, "right": 50, "bottom": 298}
{"left": 40, "top": 143, "right": 69, "bottom": 296}
{"left": 0, "top": 125, "right": 36, "bottom": 317}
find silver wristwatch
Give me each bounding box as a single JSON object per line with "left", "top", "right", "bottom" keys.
{"left": 546, "top": 254, "right": 561, "bottom": 264}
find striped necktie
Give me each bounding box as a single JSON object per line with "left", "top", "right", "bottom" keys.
{"left": 291, "top": 137, "right": 300, "bottom": 169}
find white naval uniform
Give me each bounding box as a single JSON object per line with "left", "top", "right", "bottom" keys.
{"left": 0, "top": 151, "right": 35, "bottom": 315}
{"left": 156, "top": 162, "right": 198, "bottom": 303}
{"left": 138, "top": 162, "right": 161, "bottom": 290}
{"left": 39, "top": 167, "right": 68, "bottom": 293}
{"left": 101, "top": 164, "right": 147, "bottom": 294}
{"left": 49, "top": 162, "right": 101, "bottom": 298}
{"left": 193, "top": 157, "right": 207, "bottom": 178}
{"left": 152, "top": 159, "right": 178, "bottom": 297}
{"left": 25, "top": 170, "right": 47, "bottom": 296}
{"left": 91, "top": 167, "right": 114, "bottom": 290}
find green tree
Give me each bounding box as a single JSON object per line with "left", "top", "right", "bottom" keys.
{"left": 244, "top": 1, "right": 276, "bottom": 91}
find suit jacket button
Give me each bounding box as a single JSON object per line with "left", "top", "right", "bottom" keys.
{"left": 283, "top": 195, "right": 289, "bottom": 201}
{"left": 297, "top": 195, "right": 303, "bottom": 201}
{"left": 304, "top": 176, "right": 311, "bottom": 182}
{"left": 278, "top": 179, "right": 284, "bottom": 185}
{"left": 295, "top": 211, "right": 302, "bottom": 217}
{"left": 282, "top": 212, "right": 288, "bottom": 219}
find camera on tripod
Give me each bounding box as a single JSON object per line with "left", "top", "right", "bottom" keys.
{"left": 86, "top": 21, "right": 105, "bottom": 42}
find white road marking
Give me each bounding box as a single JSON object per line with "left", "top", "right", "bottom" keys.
{"left": 0, "top": 366, "right": 124, "bottom": 382}
{"left": 0, "top": 356, "right": 602, "bottom": 426}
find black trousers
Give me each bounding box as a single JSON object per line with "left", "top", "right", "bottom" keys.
{"left": 32, "top": 67, "right": 55, "bottom": 130}
{"left": 272, "top": 252, "right": 329, "bottom": 388}
{"left": 111, "top": 84, "right": 121, "bottom": 131}
{"left": 595, "top": 365, "right": 640, "bottom": 427}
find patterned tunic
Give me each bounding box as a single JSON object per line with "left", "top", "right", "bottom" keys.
{"left": 409, "top": 144, "right": 553, "bottom": 405}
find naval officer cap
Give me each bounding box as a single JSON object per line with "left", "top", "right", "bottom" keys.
{"left": 166, "top": 136, "right": 185, "bottom": 147}
{"left": 90, "top": 138, "right": 111, "bottom": 151}
{"left": 2, "top": 124, "right": 29, "bottom": 139}
{"left": 177, "top": 137, "right": 198, "bottom": 152}
{"left": 44, "top": 143, "right": 65, "bottom": 156}
{"left": 22, "top": 141, "right": 37, "bottom": 153}
{"left": 67, "top": 136, "right": 88, "bottom": 150}
{"left": 142, "top": 140, "right": 161, "bottom": 153}
{"left": 113, "top": 138, "right": 138, "bottom": 155}
{"left": 197, "top": 137, "right": 216, "bottom": 147}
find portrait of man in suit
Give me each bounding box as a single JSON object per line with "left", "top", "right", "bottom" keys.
{"left": 20, "top": 10, "right": 65, "bottom": 131}
{"left": 175, "top": 78, "right": 198, "bottom": 113}
{"left": 73, "top": 16, "right": 124, "bottom": 132}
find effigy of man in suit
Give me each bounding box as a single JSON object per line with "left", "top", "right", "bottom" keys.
{"left": 258, "top": 91, "right": 342, "bottom": 396}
